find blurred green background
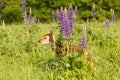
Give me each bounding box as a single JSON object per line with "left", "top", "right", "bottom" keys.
{"left": 0, "top": 0, "right": 120, "bottom": 23}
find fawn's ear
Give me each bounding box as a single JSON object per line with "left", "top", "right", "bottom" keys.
{"left": 48, "top": 30, "right": 56, "bottom": 43}
{"left": 52, "top": 34, "right": 56, "bottom": 43}
{"left": 48, "top": 30, "right": 53, "bottom": 35}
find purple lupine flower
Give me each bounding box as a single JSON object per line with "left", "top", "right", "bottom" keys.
{"left": 56, "top": 5, "right": 76, "bottom": 41}
{"left": 22, "top": 0, "right": 26, "bottom": 15}
{"left": 58, "top": 7, "right": 66, "bottom": 35}
{"left": 57, "top": 7, "right": 64, "bottom": 20}
{"left": 103, "top": 19, "right": 109, "bottom": 28}
{"left": 28, "top": 8, "right": 32, "bottom": 24}
{"left": 64, "top": 7, "right": 68, "bottom": 16}
{"left": 91, "top": 3, "right": 96, "bottom": 17}
{"left": 57, "top": 7, "right": 71, "bottom": 40}
{"left": 56, "top": 8, "right": 59, "bottom": 18}
{"left": 111, "top": 10, "right": 116, "bottom": 23}
{"left": 80, "top": 25, "right": 87, "bottom": 48}
{"left": 23, "top": 11, "right": 28, "bottom": 24}
{"left": 64, "top": 16, "right": 71, "bottom": 40}
{"left": 33, "top": 16, "right": 37, "bottom": 23}
{"left": 31, "top": 16, "right": 35, "bottom": 23}
{"left": 67, "top": 4, "right": 75, "bottom": 33}
{"left": 51, "top": 11, "right": 55, "bottom": 22}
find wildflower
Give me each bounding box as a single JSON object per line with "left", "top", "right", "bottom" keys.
{"left": 23, "top": 11, "right": 28, "bottom": 24}
{"left": 58, "top": 7, "right": 65, "bottom": 35}
{"left": 64, "top": 15, "right": 71, "bottom": 40}
{"left": 33, "top": 16, "right": 37, "bottom": 23}
{"left": 28, "top": 8, "right": 32, "bottom": 24}
{"left": 91, "top": 3, "right": 96, "bottom": 17}
{"left": 11, "top": 24, "right": 14, "bottom": 31}
{"left": 67, "top": 4, "right": 75, "bottom": 33}
{"left": 22, "top": 0, "right": 26, "bottom": 15}
{"left": 103, "top": 19, "right": 109, "bottom": 28}
{"left": 111, "top": 10, "right": 116, "bottom": 23}
{"left": 80, "top": 25, "right": 87, "bottom": 48}
{"left": 56, "top": 4, "right": 76, "bottom": 41}
{"left": 56, "top": 8, "right": 59, "bottom": 18}
{"left": 64, "top": 7, "right": 67, "bottom": 16}
{"left": 51, "top": 11, "right": 55, "bottom": 22}
{"left": 74, "top": 5, "right": 78, "bottom": 16}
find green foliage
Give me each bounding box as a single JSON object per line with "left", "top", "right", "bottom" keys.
{"left": 81, "top": 10, "right": 91, "bottom": 19}
{"left": 1, "top": 0, "right": 22, "bottom": 23}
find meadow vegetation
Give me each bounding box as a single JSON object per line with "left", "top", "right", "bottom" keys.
{"left": 0, "top": 22, "right": 120, "bottom": 80}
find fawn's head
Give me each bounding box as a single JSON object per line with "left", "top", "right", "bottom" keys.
{"left": 38, "top": 31, "right": 56, "bottom": 44}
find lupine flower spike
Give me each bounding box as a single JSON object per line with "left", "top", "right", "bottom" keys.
{"left": 55, "top": 4, "right": 76, "bottom": 54}
{"left": 64, "top": 7, "right": 67, "bottom": 16}
{"left": 103, "top": 18, "right": 109, "bottom": 28}
{"left": 22, "top": 0, "right": 26, "bottom": 15}
{"left": 111, "top": 10, "right": 116, "bottom": 23}
{"left": 80, "top": 25, "right": 94, "bottom": 69}
{"left": 91, "top": 3, "right": 96, "bottom": 17}
{"left": 74, "top": 5, "right": 78, "bottom": 16}
{"left": 24, "top": 11, "right": 28, "bottom": 24}
{"left": 56, "top": 8, "right": 59, "bottom": 18}
{"left": 68, "top": 4, "right": 75, "bottom": 33}
{"left": 11, "top": 24, "right": 14, "bottom": 31}
{"left": 56, "top": 4, "right": 75, "bottom": 40}
{"left": 51, "top": 11, "right": 55, "bottom": 22}
{"left": 34, "top": 16, "right": 37, "bottom": 23}
{"left": 28, "top": 8, "right": 32, "bottom": 24}
{"left": 80, "top": 24, "right": 87, "bottom": 49}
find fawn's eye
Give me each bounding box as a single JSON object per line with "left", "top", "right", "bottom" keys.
{"left": 44, "top": 37, "right": 47, "bottom": 39}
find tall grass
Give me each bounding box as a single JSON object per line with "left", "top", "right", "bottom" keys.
{"left": 0, "top": 22, "right": 120, "bottom": 80}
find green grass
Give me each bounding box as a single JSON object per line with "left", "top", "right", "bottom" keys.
{"left": 0, "top": 22, "right": 120, "bottom": 80}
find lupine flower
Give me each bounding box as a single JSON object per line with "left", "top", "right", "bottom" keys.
{"left": 91, "top": 3, "right": 96, "bottom": 17}
{"left": 33, "top": 16, "right": 37, "bottom": 23}
{"left": 64, "top": 7, "right": 67, "bottom": 16}
{"left": 11, "top": 24, "right": 14, "bottom": 31}
{"left": 67, "top": 4, "right": 75, "bottom": 33}
{"left": 24, "top": 11, "right": 28, "bottom": 24}
{"left": 51, "top": 11, "right": 55, "bottom": 22}
{"left": 58, "top": 7, "right": 70, "bottom": 39}
{"left": 56, "top": 8, "right": 59, "bottom": 18}
{"left": 22, "top": 0, "right": 26, "bottom": 15}
{"left": 56, "top": 4, "right": 76, "bottom": 41}
{"left": 103, "top": 19, "right": 109, "bottom": 28}
{"left": 28, "top": 8, "right": 32, "bottom": 24}
{"left": 74, "top": 5, "right": 78, "bottom": 16}
{"left": 80, "top": 25, "right": 87, "bottom": 48}
{"left": 111, "top": 10, "right": 116, "bottom": 23}
{"left": 64, "top": 15, "right": 71, "bottom": 40}
{"left": 57, "top": 6, "right": 63, "bottom": 20}
{"left": 58, "top": 7, "right": 66, "bottom": 36}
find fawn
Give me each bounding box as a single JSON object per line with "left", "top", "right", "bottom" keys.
{"left": 38, "top": 31, "right": 81, "bottom": 55}
{"left": 38, "top": 26, "right": 94, "bottom": 69}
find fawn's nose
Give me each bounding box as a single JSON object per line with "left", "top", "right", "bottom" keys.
{"left": 38, "top": 40, "right": 41, "bottom": 43}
